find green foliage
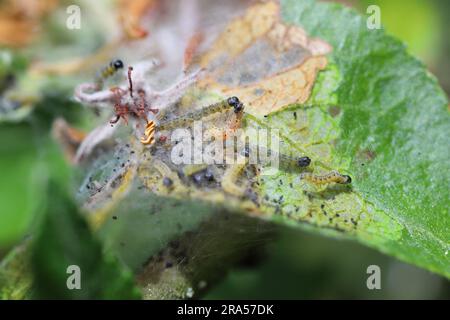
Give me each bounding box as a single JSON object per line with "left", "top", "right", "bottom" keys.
{"left": 359, "top": 0, "right": 442, "bottom": 63}
{"left": 275, "top": 0, "right": 449, "bottom": 277}
{"left": 0, "top": 243, "right": 33, "bottom": 300}
{"left": 0, "top": 97, "right": 81, "bottom": 247}
{"left": 32, "top": 181, "right": 141, "bottom": 299}
{"left": 0, "top": 50, "right": 28, "bottom": 80}
{"left": 0, "top": 48, "right": 84, "bottom": 248}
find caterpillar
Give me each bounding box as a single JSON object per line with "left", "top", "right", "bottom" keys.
{"left": 241, "top": 143, "right": 311, "bottom": 168}
{"left": 280, "top": 154, "right": 311, "bottom": 168}
{"left": 96, "top": 59, "right": 124, "bottom": 88}
{"left": 300, "top": 171, "right": 352, "bottom": 185}
{"left": 152, "top": 159, "right": 187, "bottom": 193}
{"left": 265, "top": 150, "right": 310, "bottom": 168}
{"left": 158, "top": 96, "right": 244, "bottom": 131}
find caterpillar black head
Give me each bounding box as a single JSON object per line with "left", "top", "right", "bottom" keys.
{"left": 342, "top": 175, "right": 352, "bottom": 184}
{"left": 162, "top": 177, "right": 173, "bottom": 187}
{"left": 297, "top": 156, "right": 311, "bottom": 167}
{"left": 112, "top": 59, "right": 124, "bottom": 70}
{"left": 227, "top": 96, "right": 244, "bottom": 113}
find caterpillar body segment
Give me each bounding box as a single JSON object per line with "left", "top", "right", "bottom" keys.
{"left": 240, "top": 143, "right": 311, "bottom": 169}
{"left": 152, "top": 159, "right": 187, "bottom": 193}
{"left": 300, "top": 171, "right": 352, "bottom": 185}
{"left": 158, "top": 97, "right": 244, "bottom": 131}
{"left": 277, "top": 152, "right": 311, "bottom": 168}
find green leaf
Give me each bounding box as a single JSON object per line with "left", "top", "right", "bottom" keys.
{"left": 0, "top": 93, "right": 80, "bottom": 248}
{"left": 32, "top": 181, "right": 141, "bottom": 299}
{"left": 0, "top": 243, "right": 33, "bottom": 300}
{"left": 0, "top": 123, "right": 69, "bottom": 248}
{"left": 0, "top": 50, "right": 28, "bottom": 79}
{"left": 359, "top": 0, "right": 442, "bottom": 63}
{"left": 35, "top": 0, "right": 448, "bottom": 300}
{"left": 255, "top": 0, "right": 449, "bottom": 277}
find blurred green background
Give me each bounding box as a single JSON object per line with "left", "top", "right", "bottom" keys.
{"left": 0, "top": 0, "right": 449, "bottom": 299}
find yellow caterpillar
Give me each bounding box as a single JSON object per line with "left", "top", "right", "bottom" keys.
{"left": 96, "top": 59, "right": 124, "bottom": 88}
{"left": 242, "top": 143, "right": 311, "bottom": 168}
{"left": 300, "top": 171, "right": 352, "bottom": 185}
{"left": 158, "top": 96, "right": 244, "bottom": 131}
{"left": 152, "top": 159, "right": 187, "bottom": 193}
